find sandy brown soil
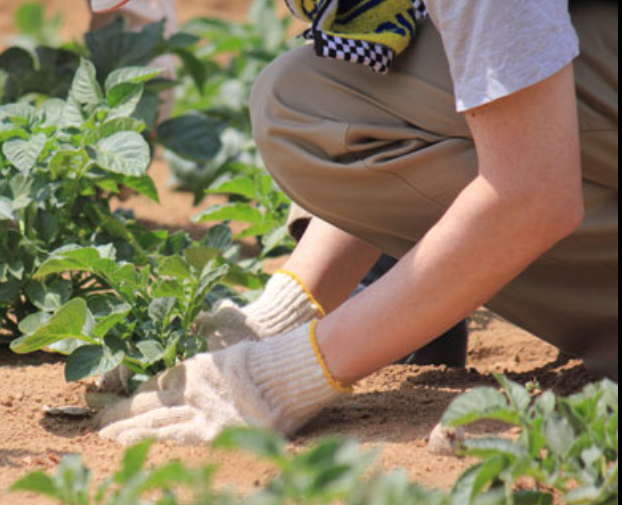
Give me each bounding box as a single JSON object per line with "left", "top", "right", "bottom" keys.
{"left": 0, "top": 302, "right": 598, "bottom": 505}
{"left": 0, "top": 1, "right": 606, "bottom": 504}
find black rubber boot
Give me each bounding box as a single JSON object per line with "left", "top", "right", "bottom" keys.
{"left": 361, "top": 255, "right": 470, "bottom": 368}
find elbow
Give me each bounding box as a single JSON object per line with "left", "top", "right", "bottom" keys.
{"left": 559, "top": 196, "right": 585, "bottom": 238}
{"left": 524, "top": 187, "right": 585, "bottom": 245}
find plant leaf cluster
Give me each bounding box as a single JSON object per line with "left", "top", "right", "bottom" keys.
{"left": 0, "top": 58, "right": 157, "bottom": 341}
{"left": 9, "top": 223, "right": 267, "bottom": 385}
{"left": 443, "top": 375, "right": 619, "bottom": 505}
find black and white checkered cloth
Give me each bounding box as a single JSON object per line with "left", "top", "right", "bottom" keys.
{"left": 413, "top": 0, "right": 428, "bottom": 20}
{"left": 304, "top": 0, "right": 429, "bottom": 75}
{"left": 308, "top": 31, "right": 394, "bottom": 74}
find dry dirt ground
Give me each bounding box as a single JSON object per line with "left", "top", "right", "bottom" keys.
{"left": 0, "top": 2, "right": 606, "bottom": 504}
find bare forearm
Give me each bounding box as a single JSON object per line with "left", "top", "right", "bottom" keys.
{"left": 282, "top": 218, "right": 381, "bottom": 314}
{"left": 318, "top": 174, "right": 579, "bottom": 384}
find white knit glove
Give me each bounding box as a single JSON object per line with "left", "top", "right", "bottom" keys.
{"left": 97, "top": 271, "right": 324, "bottom": 394}
{"left": 195, "top": 270, "right": 325, "bottom": 351}
{"left": 95, "top": 322, "right": 350, "bottom": 446}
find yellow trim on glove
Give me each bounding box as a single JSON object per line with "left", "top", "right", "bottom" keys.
{"left": 275, "top": 270, "right": 327, "bottom": 318}
{"left": 309, "top": 320, "right": 354, "bottom": 394}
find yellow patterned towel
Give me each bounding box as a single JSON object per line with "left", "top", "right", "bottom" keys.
{"left": 284, "top": 0, "right": 428, "bottom": 74}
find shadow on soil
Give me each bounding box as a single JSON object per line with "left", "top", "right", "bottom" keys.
{"left": 0, "top": 345, "right": 64, "bottom": 368}
{"left": 298, "top": 357, "right": 604, "bottom": 446}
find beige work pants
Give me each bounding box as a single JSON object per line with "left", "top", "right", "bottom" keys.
{"left": 250, "top": 0, "right": 619, "bottom": 379}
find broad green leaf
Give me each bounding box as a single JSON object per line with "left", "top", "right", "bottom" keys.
{"left": 0, "top": 46, "right": 34, "bottom": 78}
{"left": 136, "top": 340, "right": 166, "bottom": 364}
{"left": 49, "top": 149, "right": 89, "bottom": 178}
{"left": 153, "top": 279, "right": 185, "bottom": 300}
{"left": 10, "top": 298, "right": 89, "bottom": 354}
{"left": 106, "top": 82, "right": 143, "bottom": 110}
{"left": 184, "top": 246, "right": 222, "bottom": 271}
{"left": 535, "top": 391, "right": 556, "bottom": 416}
{"left": 53, "top": 455, "right": 92, "bottom": 504}
{"left": 114, "top": 439, "right": 154, "bottom": 485}
{"left": 35, "top": 249, "right": 98, "bottom": 279}
{"left": 7, "top": 259, "right": 24, "bottom": 280}
{"left": 93, "top": 303, "right": 132, "bottom": 339}
{"left": 108, "top": 263, "right": 143, "bottom": 290}
{"left": 442, "top": 387, "right": 520, "bottom": 428}
{"left": 38, "top": 98, "right": 65, "bottom": 128}
{"left": 166, "top": 32, "right": 201, "bottom": 48}
{"left": 105, "top": 66, "right": 162, "bottom": 91}
{"left": 174, "top": 48, "right": 207, "bottom": 92}
{"left": 0, "top": 278, "right": 21, "bottom": 304}
{"left": 545, "top": 417, "right": 576, "bottom": 457}
{"left": 3, "top": 133, "right": 47, "bottom": 172}
{"left": 207, "top": 176, "right": 256, "bottom": 200}
{"left": 10, "top": 472, "right": 61, "bottom": 500}
{"left": 9, "top": 173, "right": 34, "bottom": 210}
{"left": 71, "top": 59, "right": 103, "bottom": 105}
{"left": 236, "top": 221, "right": 281, "bottom": 240}
{"left": 463, "top": 437, "right": 527, "bottom": 460}
{"left": 157, "top": 114, "right": 222, "bottom": 162}
{"left": 18, "top": 311, "right": 52, "bottom": 336}
{"left": 60, "top": 95, "right": 87, "bottom": 128}
{"left": 34, "top": 210, "right": 59, "bottom": 244}
{"left": 260, "top": 224, "right": 292, "bottom": 254}
{"left": 95, "top": 131, "right": 151, "bottom": 176}
{"left": 25, "top": 279, "right": 72, "bottom": 312}
{"left": 0, "top": 196, "right": 14, "bottom": 220}
{"left": 148, "top": 297, "right": 176, "bottom": 325}
{"left": 198, "top": 263, "right": 229, "bottom": 296}
{"left": 495, "top": 374, "right": 531, "bottom": 414}
{"left": 65, "top": 344, "right": 125, "bottom": 382}
{"left": 84, "top": 117, "right": 146, "bottom": 144}
{"left": 115, "top": 174, "right": 159, "bottom": 203}
{"left": 0, "top": 103, "right": 36, "bottom": 123}
{"left": 193, "top": 203, "right": 264, "bottom": 225}
{"left": 158, "top": 255, "right": 192, "bottom": 280}
{"left": 200, "top": 225, "right": 233, "bottom": 252}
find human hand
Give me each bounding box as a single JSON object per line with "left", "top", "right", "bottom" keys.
{"left": 195, "top": 270, "right": 325, "bottom": 351}
{"left": 96, "top": 323, "right": 345, "bottom": 446}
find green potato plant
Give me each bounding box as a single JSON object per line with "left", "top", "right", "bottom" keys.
{"left": 443, "top": 375, "right": 619, "bottom": 505}
{"left": 9, "top": 226, "right": 236, "bottom": 385}
{"left": 195, "top": 172, "right": 295, "bottom": 268}
{"left": 0, "top": 58, "right": 159, "bottom": 342}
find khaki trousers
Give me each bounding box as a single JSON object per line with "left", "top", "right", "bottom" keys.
{"left": 250, "top": 1, "right": 619, "bottom": 378}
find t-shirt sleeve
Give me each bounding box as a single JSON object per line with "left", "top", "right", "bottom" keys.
{"left": 424, "top": 0, "right": 580, "bottom": 112}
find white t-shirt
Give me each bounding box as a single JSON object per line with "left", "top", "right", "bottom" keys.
{"left": 424, "top": 0, "right": 580, "bottom": 112}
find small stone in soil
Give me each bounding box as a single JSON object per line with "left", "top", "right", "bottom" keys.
{"left": 42, "top": 405, "right": 93, "bottom": 418}
{"left": 427, "top": 423, "right": 466, "bottom": 457}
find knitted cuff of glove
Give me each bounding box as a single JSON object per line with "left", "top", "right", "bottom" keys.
{"left": 244, "top": 271, "right": 325, "bottom": 338}
{"left": 248, "top": 322, "right": 351, "bottom": 435}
